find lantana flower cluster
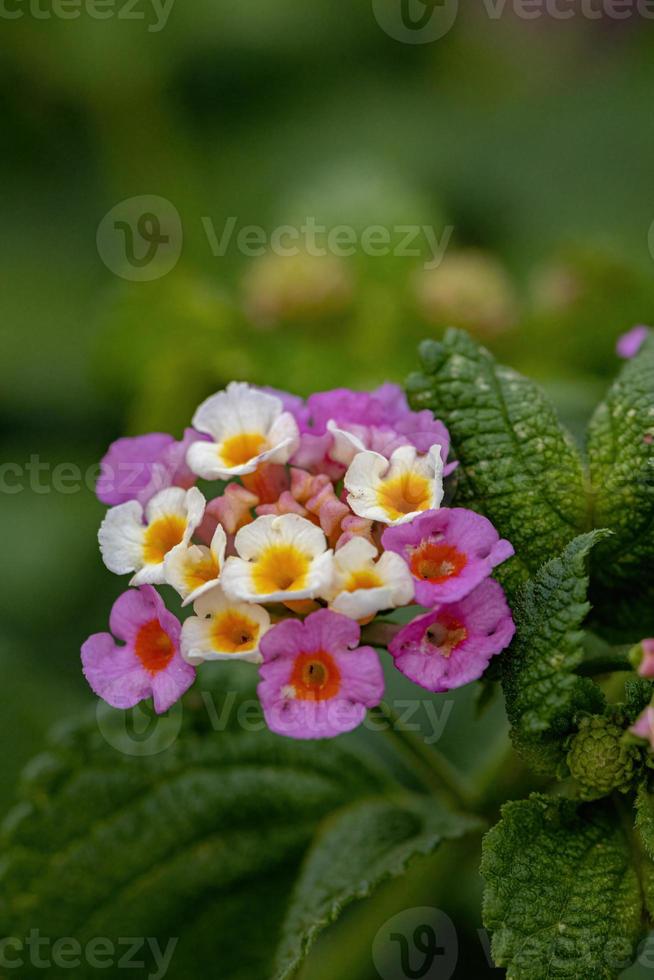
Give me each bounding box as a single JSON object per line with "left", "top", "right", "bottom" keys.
{"left": 82, "top": 382, "right": 516, "bottom": 739}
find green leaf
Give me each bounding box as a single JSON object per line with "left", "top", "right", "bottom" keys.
{"left": 0, "top": 667, "right": 482, "bottom": 980}
{"left": 636, "top": 784, "right": 654, "bottom": 863}
{"left": 273, "top": 795, "right": 482, "bottom": 980}
{"left": 0, "top": 670, "right": 391, "bottom": 980}
{"left": 502, "top": 532, "right": 608, "bottom": 770}
{"left": 587, "top": 336, "right": 654, "bottom": 591}
{"left": 406, "top": 329, "right": 589, "bottom": 585}
{"left": 482, "top": 794, "right": 646, "bottom": 979}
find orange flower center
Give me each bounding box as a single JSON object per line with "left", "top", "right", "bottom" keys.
{"left": 409, "top": 540, "right": 467, "bottom": 583}
{"left": 142, "top": 514, "right": 186, "bottom": 564}
{"left": 289, "top": 651, "right": 341, "bottom": 701}
{"left": 135, "top": 619, "right": 175, "bottom": 674}
{"left": 425, "top": 614, "right": 467, "bottom": 658}
{"left": 220, "top": 432, "right": 267, "bottom": 468}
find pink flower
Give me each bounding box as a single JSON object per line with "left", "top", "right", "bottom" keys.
{"left": 273, "top": 383, "right": 453, "bottom": 477}
{"left": 257, "top": 608, "right": 384, "bottom": 739}
{"left": 636, "top": 639, "right": 654, "bottom": 679}
{"left": 96, "top": 428, "right": 204, "bottom": 506}
{"left": 81, "top": 585, "right": 195, "bottom": 713}
{"left": 389, "top": 579, "right": 515, "bottom": 692}
{"left": 630, "top": 707, "right": 654, "bottom": 749}
{"left": 382, "top": 508, "right": 513, "bottom": 605}
{"left": 616, "top": 325, "right": 649, "bottom": 359}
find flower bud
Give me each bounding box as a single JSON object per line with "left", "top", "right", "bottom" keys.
{"left": 566, "top": 715, "right": 640, "bottom": 801}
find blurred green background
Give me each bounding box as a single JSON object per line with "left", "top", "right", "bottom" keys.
{"left": 2, "top": 2, "right": 654, "bottom": 976}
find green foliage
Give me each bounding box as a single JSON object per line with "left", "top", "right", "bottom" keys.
{"left": 273, "top": 796, "right": 482, "bottom": 979}
{"left": 482, "top": 794, "right": 646, "bottom": 979}
{"left": 0, "top": 670, "right": 479, "bottom": 980}
{"left": 501, "top": 532, "right": 607, "bottom": 771}
{"left": 566, "top": 715, "right": 641, "bottom": 801}
{"left": 587, "top": 336, "right": 654, "bottom": 589}
{"left": 636, "top": 784, "right": 654, "bottom": 863}
{"left": 406, "top": 329, "right": 589, "bottom": 588}
{"left": 587, "top": 337, "right": 654, "bottom": 637}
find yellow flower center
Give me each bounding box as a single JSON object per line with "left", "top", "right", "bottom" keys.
{"left": 142, "top": 514, "right": 186, "bottom": 564}
{"left": 251, "top": 543, "right": 310, "bottom": 595}
{"left": 376, "top": 472, "right": 432, "bottom": 521}
{"left": 211, "top": 610, "right": 260, "bottom": 653}
{"left": 220, "top": 432, "right": 267, "bottom": 468}
{"left": 184, "top": 552, "right": 220, "bottom": 593}
{"left": 345, "top": 568, "right": 383, "bottom": 592}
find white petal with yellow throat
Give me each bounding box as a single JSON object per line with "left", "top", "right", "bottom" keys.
{"left": 344, "top": 444, "right": 443, "bottom": 526}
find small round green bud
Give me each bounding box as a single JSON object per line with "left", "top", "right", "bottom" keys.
{"left": 566, "top": 716, "right": 640, "bottom": 800}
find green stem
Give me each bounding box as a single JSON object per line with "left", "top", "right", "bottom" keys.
{"left": 360, "top": 621, "right": 402, "bottom": 647}
{"left": 371, "top": 701, "right": 475, "bottom": 811}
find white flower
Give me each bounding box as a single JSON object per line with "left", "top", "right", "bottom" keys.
{"left": 221, "top": 514, "right": 334, "bottom": 603}
{"left": 98, "top": 486, "right": 205, "bottom": 586}
{"left": 186, "top": 382, "right": 300, "bottom": 480}
{"left": 344, "top": 444, "right": 443, "bottom": 525}
{"left": 164, "top": 523, "right": 227, "bottom": 606}
{"left": 181, "top": 588, "right": 270, "bottom": 665}
{"left": 326, "top": 537, "right": 414, "bottom": 620}
{"left": 326, "top": 420, "right": 367, "bottom": 467}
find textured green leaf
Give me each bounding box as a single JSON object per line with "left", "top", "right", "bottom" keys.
{"left": 636, "top": 784, "right": 654, "bottom": 863}
{"left": 406, "top": 329, "right": 589, "bottom": 584}
{"left": 0, "top": 669, "right": 391, "bottom": 980}
{"left": 502, "top": 532, "right": 608, "bottom": 766}
{"left": 482, "top": 794, "right": 646, "bottom": 979}
{"left": 587, "top": 335, "right": 654, "bottom": 591}
{"left": 273, "top": 795, "right": 482, "bottom": 980}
